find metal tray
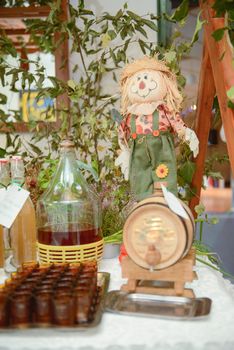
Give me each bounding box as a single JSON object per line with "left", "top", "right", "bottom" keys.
{"left": 105, "top": 291, "right": 212, "bottom": 319}
{"left": 81, "top": 271, "right": 110, "bottom": 328}
{"left": 0, "top": 272, "right": 110, "bottom": 331}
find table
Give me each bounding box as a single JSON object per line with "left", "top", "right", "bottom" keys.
{"left": 0, "top": 258, "right": 234, "bottom": 350}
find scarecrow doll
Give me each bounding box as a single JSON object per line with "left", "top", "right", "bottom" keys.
{"left": 115, "top": 56, "right": 199, "bottom": 200}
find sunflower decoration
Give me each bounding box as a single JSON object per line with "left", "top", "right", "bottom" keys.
{"left": 155, "top": 164, "right": 169, "bottom": 179}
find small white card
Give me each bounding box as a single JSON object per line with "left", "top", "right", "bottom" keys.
{"left": 0, "top": 184, "right": 29, "bottom": 228}
{"left": 161, "top": 184, "right": 189, "bottom": 220}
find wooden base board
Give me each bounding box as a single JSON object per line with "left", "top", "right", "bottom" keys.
{"left": 121, "top": 248, "right": 197, "bottom": 298}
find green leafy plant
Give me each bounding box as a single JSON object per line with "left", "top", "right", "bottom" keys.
{"left": 177, "top": 143, "right": 196, "bottom": 200}
{"left": 204, "top": 153, "right": 229, "bottom": 181}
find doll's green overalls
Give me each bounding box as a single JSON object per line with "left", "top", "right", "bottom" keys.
{"left": 129, "top": 110, "right": 177, "bottom": 200}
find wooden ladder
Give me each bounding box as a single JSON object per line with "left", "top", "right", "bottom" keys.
{"left": 189, "top": 0, "right": 234, "bottom": 217}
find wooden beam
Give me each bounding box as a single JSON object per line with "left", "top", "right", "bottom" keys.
{"left": 0, "top": 6, "right": 50, "bottom": 18}
{"left": 0, "top": 120, "right": 57, "bottom": 133}
{"left": 201, "top": 2, "right": 234, "bottom": 178}
{"left": 8, "top": 40, "right": 40, "bottom": 52}
{"left": 1, "top": 28, "right": 42, "bottom": 36}
{"left": 189, "top": 40, "right": 215, "bottom": 216}
{"left": 0, "top": 28, "right": 28, "bottom": 35}
{"left": 10, "top": 41, "right": 35, "bottom": 47}
{"left": 16, "top": 47, "right": 40, "bottom": 54}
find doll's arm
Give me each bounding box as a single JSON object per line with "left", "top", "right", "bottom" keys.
{"left": 115, "top": 116, "right": 131, "bottom": 180}
{"left": 118, "top": 115, "right": 131, "bottom": 148}
{"left": 166, "top": 111, "right": 199, "bottom": 158}
{"left": 183, "top": 128, "right": 199, "bottom": 157}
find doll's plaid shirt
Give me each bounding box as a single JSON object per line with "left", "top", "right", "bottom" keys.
{"left": 119, "top": 104, "right": 186, "bottom": 143}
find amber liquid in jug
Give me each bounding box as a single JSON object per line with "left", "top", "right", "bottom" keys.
{"left": 37, "top": 226, "right": 101, "bottom": 246}
{"left": 37, "top": 139, "right": 102, "bottom": 247}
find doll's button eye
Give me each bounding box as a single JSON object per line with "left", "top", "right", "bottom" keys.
{"left": 144, "top": 75, "right": 148, "bottom": 80}
{"left": 137, "top": 77, "right": 141, "bottom": 81}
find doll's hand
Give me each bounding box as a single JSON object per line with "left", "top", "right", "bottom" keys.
{"left": 185, "top": 128, "right": 199, "bottom": 158}
{"left": 115, "top": 145, "right": 131, "bottom": 181}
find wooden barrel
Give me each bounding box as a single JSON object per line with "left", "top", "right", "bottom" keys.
{"left": 123, "top": 187, "right": 195, "bottom": 270}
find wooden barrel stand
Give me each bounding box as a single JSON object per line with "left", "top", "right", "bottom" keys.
{"left": 121, "top": 248, "right": 197, "bottom": 298}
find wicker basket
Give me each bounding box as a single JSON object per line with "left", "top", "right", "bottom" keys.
{"left": 37, "top": 239, "right": 104, "bottom": 264}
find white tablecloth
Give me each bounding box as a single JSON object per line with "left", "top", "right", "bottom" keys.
{"left": 0, "top": 258, "right": 234, "bottom": 350}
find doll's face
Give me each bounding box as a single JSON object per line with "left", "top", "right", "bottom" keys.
{"left": 127, "top": 70, "right": 167, "bottom": 104}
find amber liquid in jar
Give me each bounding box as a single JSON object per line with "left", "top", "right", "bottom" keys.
{"left": 38, "top": 226, "right": 102, "bottom": 246}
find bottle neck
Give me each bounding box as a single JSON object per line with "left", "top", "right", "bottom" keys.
{"left": 60, "top": 147, "right": 79, "bottom": 188}
{"left": 60, "top": 146, "right": 77, "bottom": 171}
{"left": 11, "top": 158, "right": 25, "bottom": 187}
{"left": 59, "top": 139, "right": 78, "bottom": 164}
{"left": 60, "top": 146, "right": 77, "bottom": 160}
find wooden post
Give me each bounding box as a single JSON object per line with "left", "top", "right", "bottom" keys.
{"left": 189, "top": 0, "right": 234, "bottom": 216}
{"left": 189, "top": 41, "right": 215, "bottom": 216}
{"left": 202, "top": 4, "right": 234, "bottom": 172}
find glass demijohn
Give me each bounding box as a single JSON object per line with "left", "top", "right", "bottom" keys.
{"left": 36, "top": 139, "right": 102, "bottom": 249}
